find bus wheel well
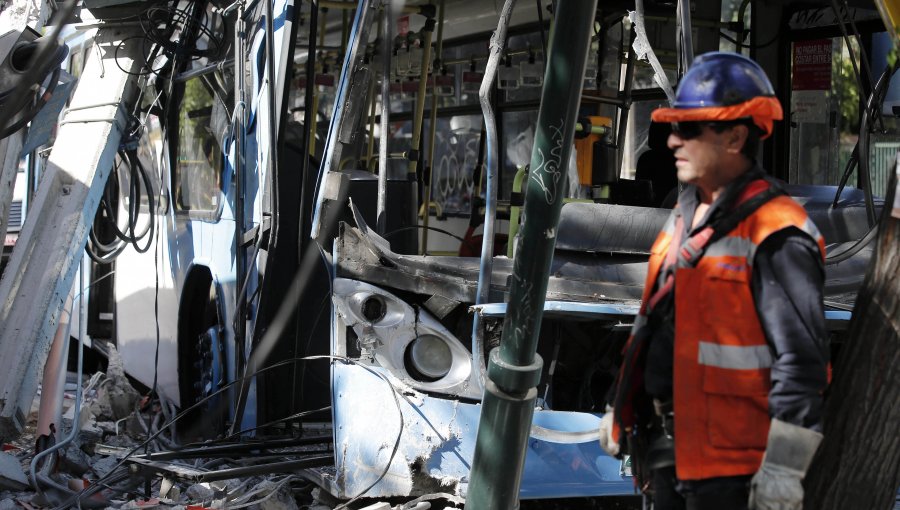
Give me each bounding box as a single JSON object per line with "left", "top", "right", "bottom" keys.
{"left": 176, "top": 266, "right": 225, "bottom": 440}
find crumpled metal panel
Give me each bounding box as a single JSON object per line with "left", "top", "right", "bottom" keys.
{"left": 333, "top": 223, "right": 647, "bottom": 304}
{"left": 329, "top": 362, "right": 634, "bottom": 500}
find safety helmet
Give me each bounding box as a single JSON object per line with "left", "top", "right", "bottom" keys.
{"left": 651, "top": 52, "right": 783, "bottom": 139}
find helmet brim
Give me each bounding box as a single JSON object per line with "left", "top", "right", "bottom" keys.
{"left": 651, "top": 96, "right": 783, "bottom": 139}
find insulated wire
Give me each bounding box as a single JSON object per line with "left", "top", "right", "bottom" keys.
{"left": 53, "top": 355, "right": 405, "bottom": 510}
{"left": 0, "top": 0, "right": 76, "bottom": 136}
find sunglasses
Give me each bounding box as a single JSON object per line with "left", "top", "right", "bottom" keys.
{"left": 670, "top": 121, "right": 713, "bottom": 140}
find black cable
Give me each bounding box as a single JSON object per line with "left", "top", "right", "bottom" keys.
{"left": 53, "top": 355, "right": 405, "bottom": 510}
{"left": 84, "top": 146, "right": 157, "bottom": 263}
{"left": 216, "top": 405, "right": 332, "bottom": 442}
{"left": 718, "top": 30, "right": 779, "bottom": 49}
{"left": 535, "top": 0, "right": 548, "bottom": 75}
{"left": 0, "top": 48, "right": 66, "bottom": 139}
{"left": 153, "top": 195, "right": 161, "bottom": 399}
{"left": 383, "top": 224, "right": 468, "bottom": 245}
{"left": 0, "top": 0, "right": 75, "bottom": 136}
{"left": 825, "top": 64, "right": 898, "bottom": 264}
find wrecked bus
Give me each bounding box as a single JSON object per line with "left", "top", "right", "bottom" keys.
{"left": 69, "top": 0, "right": 898, "bottom": 504}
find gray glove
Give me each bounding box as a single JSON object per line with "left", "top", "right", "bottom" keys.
{"left": 749, "top": 418, "right": 823, "bottom": 510}
{"left": 598, "top": 406, "right": 620, "bottom": 457}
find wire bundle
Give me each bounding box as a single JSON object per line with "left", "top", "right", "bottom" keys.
{"left": 85, "top": 143, "right": 157, "bottom": 264}
{"left": 112, "top": 0, "right": 227, "bottom": 79}
{"left": 0, "top": 38, "right": 68, "bottom": 139}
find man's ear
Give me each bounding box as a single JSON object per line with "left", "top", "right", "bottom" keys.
{"left": 726, "top": 124, "right": 750, "bottom": 154}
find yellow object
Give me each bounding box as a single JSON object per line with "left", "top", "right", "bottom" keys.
{"left": 875, "top": 0, "right": 899, "bottom": 45}
{"left": 574, "top": 115, "right": 612, "bottom": 186}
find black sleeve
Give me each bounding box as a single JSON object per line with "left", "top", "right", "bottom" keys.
{"left": 751, "top": 227, "right": 828, "bottom": 432}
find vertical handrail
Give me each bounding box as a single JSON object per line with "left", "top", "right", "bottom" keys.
{"left": 469, "top": 0, "right": 516, "bottom": 390}
{"left": 376, "top": 1, "right": 392, "bottom": 234}
{"left": 421, "top": 0, "right": 445, "bottom": 254}
{"left": 464, "top": 0, "right": 597, "bottom": 508}
{"left": 406, "top": 17, "right": 436, "bottom": 179}
{"left": 365, "top": 14, "right": 381, "bottom": 170}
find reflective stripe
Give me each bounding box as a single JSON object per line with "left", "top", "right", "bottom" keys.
{"left": 700, "top": 236, "right": 756, "bottom": 261}
{"left": 631, "top": 314, "right": 648, "bottom": 334}
{"left": 802, "top": 218, "right": 823, "bottom": 241}
{"left": 661, "top": 214, "right": 677, "bottom": 236}
{"left": 697, "top": 341, "right": 774, "bottom": 370}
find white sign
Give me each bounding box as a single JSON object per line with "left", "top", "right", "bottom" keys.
{"left": 791, "top": 90, "right": 829, "bottom": 124}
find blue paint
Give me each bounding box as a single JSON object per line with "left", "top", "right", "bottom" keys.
{"left": 331, "top": 363, "right": 634, "bottom": 500}
{"left": 476, "top": 301, "right": 852, "bottom": 324}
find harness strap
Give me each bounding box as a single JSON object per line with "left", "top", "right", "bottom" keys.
{"left": 643, "top": 179, "right": 783, "bottom": 315}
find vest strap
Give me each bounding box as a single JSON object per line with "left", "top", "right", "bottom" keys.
{"left": 643, "top": 179, "right": 783, "bottom": 316}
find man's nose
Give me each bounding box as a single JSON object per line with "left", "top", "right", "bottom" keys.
{"left": 667, "top": 132, "right": 682, "bottom": 150}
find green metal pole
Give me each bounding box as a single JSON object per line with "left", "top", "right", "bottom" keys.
{"left": 463, "top": 1, "right": 597, "bottom": 508}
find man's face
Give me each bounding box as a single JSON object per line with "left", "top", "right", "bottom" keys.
{"left": 667, "top": 122, "right": 746, "bottom": 192}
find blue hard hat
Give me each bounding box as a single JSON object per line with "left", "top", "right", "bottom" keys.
{"left": 652, "top": 52, "right": 783, "bottom": 137}
{"left": 673, "top": 52, "right": 776, "bottom": 108}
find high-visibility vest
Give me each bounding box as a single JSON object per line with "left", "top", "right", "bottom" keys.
{"left": 613, "top": 183, "right": 825, "bottom": 481}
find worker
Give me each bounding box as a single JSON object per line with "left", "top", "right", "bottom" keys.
{"left": 598, "top": 52, "right": 829, "bottom": 510}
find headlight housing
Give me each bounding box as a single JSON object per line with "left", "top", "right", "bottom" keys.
{"left": 332, "top": 278, "right": 481, "bottom": 398}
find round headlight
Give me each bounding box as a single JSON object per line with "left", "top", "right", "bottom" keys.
{"left": 405, "top": 334, "right": 452, "bottom": 381}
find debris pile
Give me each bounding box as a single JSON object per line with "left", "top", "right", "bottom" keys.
{"left": 0, "top": 346, "right": 463, "bottom": 510}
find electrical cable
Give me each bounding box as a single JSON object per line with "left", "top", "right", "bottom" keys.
{"left": 52, "top": 355, "right": 405, "bottom": 510}
{"left": 382, "top": 224, "right": 473, "bottom": 248}
{"left": 0, "top": 46, "right": 67, "bottom": 139}
{"left": 717, "top": 30, "right": 779, "bottom": 49}
{"left": 215, "top": 405, "right": 333, "bottom": 443}
{"left": 84, "top": 146, "right": 157, "bottom": 263}
{"left": 535, "top": 0, "right": 547, "bottom": 75}
{"left": 825, "top": 64, "right": 898, "bottom": 265}
{"left": 0, "top": 0, "right": 75, "bottom": 137}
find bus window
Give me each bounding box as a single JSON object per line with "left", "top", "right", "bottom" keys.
{"left": 789, "top": 32, "right": 900, "bottom": 196}
{"left": 421, "top": 114, "right": 483, "bottom": 217}
{"left": 173, "top": 77, "right": 226, "bottom": 213}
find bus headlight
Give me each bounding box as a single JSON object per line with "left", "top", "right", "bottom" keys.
{"left": 332, "top": 278, "right": 481, "bottom": 399}
{"left": 406, "top": 334, "right": 452, "bottom": 381}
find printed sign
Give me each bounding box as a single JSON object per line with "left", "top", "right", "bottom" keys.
{"left": 791, "top": 89, "right": 829, "bottom": 124}
{"left": 792, "top": 39, "right": 832, "bottom": 91}
{"left": 397, "top": 15, "right": 409, "bottom": 37}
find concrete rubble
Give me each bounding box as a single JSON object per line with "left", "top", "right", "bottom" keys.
{"left": 0, "top": 348, "right": 464, "bottom": 510}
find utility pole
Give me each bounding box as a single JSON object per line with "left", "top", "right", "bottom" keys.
{"left": 464, "top": 1, "right": 597, "bottom": 508}
{"left": 0, "top": 27, "right": 140, "bottom": 441}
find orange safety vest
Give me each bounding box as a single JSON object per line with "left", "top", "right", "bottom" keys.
{"left": 613, "top": 180, "right": 825, "bottom": 481}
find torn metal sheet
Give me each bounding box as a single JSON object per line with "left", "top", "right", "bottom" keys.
{"left": 334, "top": 223, "right": 648, "bottom": 304}
{"left": 329, "top": 362, "right": 633, "bottom": 500}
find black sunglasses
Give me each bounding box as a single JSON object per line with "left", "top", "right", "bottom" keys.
{"left": 670, "top": 121, "right": 712, "bottom": 140}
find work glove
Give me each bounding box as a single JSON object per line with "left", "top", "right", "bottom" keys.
{"left": 749, "top": 418, "right": 823, "bottom": 510}
{"left": 598, "top": 406, "right": 620, "bottom": 457}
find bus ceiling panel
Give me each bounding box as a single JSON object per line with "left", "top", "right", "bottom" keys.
{"left": 788, "top": 3, "right": 884, "bottom": 31}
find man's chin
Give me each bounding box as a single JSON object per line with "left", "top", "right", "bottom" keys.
{"left": 676, "top": 169, "right": 696, "bottom": 183}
